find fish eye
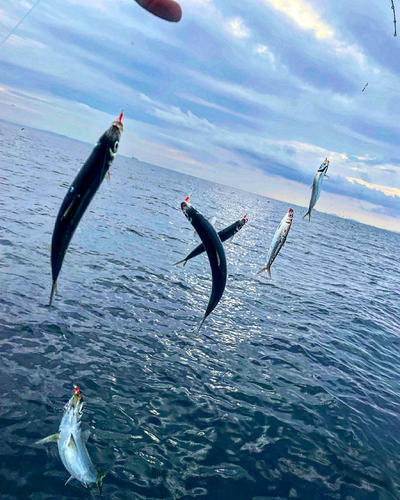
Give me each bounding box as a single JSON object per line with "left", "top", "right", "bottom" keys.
{"left": 113, "top": 141, "right": 119, "bottom": 153}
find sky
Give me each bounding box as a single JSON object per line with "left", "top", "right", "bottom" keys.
{"left": 1, "top": 0, "right": 400, "bottom": 231}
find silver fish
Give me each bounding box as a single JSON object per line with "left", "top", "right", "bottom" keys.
{"left": 181, "top": 197, "right": 227, "bottom": 332}
{"left": 258, "top": 208, "right": 293, "bottom": 278}
{"left": 36, "top": 386, "right": 104, "bottom": 491}
{"left": 303, "top": 158, "right": 330, "bottom": 221}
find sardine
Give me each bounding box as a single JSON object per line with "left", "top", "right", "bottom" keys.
{"left": 303, "top": 158, "right": 330, "bottom": 221}
{"left": 181, "top": 198, "right": 227, "bottom": 331}
{"left": 35, "top": 386, "right": 104, "bottom": 491}
{"left": 49, "top": 112, "right": 124, "bottom": 305}
{"left": 258, "top": 208, "right": 293, "bottom": 278}
{"left": 175, "top": 215, "right": 248, "bottom": 266}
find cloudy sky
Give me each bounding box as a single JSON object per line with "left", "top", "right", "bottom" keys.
{"left": 1, "top": 0, "right": 400, "bottom": 231}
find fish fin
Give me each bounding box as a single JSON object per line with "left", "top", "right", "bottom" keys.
{"left": 62, "top": 198, "right": 75, "bottom": 220}
{"left": 65, "top": 476, "right": 74, "bottom": 486}
{"left": 324, "top": 175, "right": 329, "bottom": 178}
{"left": 82, "top": 429, "right": 90, "bottom": 443}
{"left": 310, "top": 185, "right": 313, "bottom": 189}
{"left": 209, "top": 216, "right": 217, "bottom": 227}
{"left": 97, "top": 471, "right": 106, "bottom": 494}
{"left": 173, "top": 258, "right": 187, "bottom": 266}
{"left": 258, "top": 267, "right": 271, "bottom": 279}
{"left": 49, "top": 281, "right": 57, "bottom": 307}
{"left": 303, "top": 212, "right": 311, "bottom": 221}
{"left": 106, "top": 171, "right": 111, "bottom": 184}
{"left": 67, "top": 434, "right": 77, "bottom": 451}
{"left": 35, "top": 433, "right": 59, "bottom": 445}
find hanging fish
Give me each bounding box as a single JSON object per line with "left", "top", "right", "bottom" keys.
{"left": 303, "top": 158, "right": 330, "bottom": 221}
{"left": 175, "top": 215, "right": 248, "bottom": 266}
{"left": 49, "top": 112, "right": 124, "bottom": 305}
{"left": 181, "top": 197, "right": 227, "bottom": 331}
{"left": 35, "top": 385, "right": 105, "bottom": 491}
{"left": 258, "top": 208, "right": 293, "bottom": 278}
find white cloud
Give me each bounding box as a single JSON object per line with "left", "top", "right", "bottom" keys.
{"left": 353, "top": 154, "right": 376, "bottom": 161}
{"left": 346, "top": 178, "right": 400, "bottom": 198}
{"left": 179, "top": 0, "right": 220, "bottom": 20}
{"left": 278, "top": 140, "right": 348, "bottom": 161}
{"left": 1, "top": 0, "right": 400, "bottom": 232}
{"left": 254, "top": 44, "right": 276, "bottom": 68}
{"left": 185, "top": 70, "right": 288, "bottom": 114}
{"left": 224, "top": 17, "right": 251, "bottom": 38}
{"left": 380, "top": 165, "right": 399, "bottom": 171}
{"left": 140, "top": 94, "right": 215, "bottom": 132}
{"left": 262, "top": 0, "right": 334, "bottom": 39}
{"left": 185, "top": 69, "right": 326, "bottom": 121}
{"left": 5, "top": 34, "right": 44, "bottom": 49}
{"left": 261, "top": 0, "right": 366, "bottom": 67}
{"left": 178, "top": 92, "right": 264, "bottom": 123}
{"left": 331, "top": 40, "right": 365, "bottom": 68}
{"left": 151, "top": 107, "right": 215, "bottom": 132}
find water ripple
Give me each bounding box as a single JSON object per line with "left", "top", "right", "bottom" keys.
{"left": 1, "top": 122, "right": 400, "bottom": 499}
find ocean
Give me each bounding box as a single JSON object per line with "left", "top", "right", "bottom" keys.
{"left": 1, "top": 120, "right": 400, "bottom": 499}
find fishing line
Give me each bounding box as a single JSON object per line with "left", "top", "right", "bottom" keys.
{"left": 0, "top": 0, "right": 42, "bottom": 47}
{"left": 187, "top": 175, "right": 200, "bottom": 200}
{"left": 390, "top": 0, "right": 397, "bottom": 37}
{"left": 296, "top": 169, "right": 312, "bottom": 189}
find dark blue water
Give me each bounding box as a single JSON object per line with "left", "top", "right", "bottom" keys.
{"left": 1, "top": 120, "right": 400, "bottom": 500}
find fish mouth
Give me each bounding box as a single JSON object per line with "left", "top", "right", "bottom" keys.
{"left": 181, "top": 201, "right": 190, "bottom": 213}
{"left": 111, "top": 120, "right": 124, "bottom": 133}
{"left": 65, "top": 385, "right": 83, "bottom": 412}
{"left": 318, "top": 160, "right": 330, "bottom": 172}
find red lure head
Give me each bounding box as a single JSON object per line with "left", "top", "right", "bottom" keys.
{"left": 118, "top": 110, "right": 124, "bottom": 122}
{"left": 181, "top": 195, "right": 191, "bottom": 214}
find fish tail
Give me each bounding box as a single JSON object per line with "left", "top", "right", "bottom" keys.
{"left": 196, "top": 315, "right": 206, "bottom": 334}
{"left": 97, "top": 471, "right": 106, "bottom": 494}
{"left": 258, "top": 266, "right": 271, "bottom": 279}
{"left": 49, "top": 281, "right": 57, "bottom": 307}
{"left": 303, "top": 211, "right": 311, "bottom": 221}
{"left": 173, "top": 258, "right": 187, "bottom": 267}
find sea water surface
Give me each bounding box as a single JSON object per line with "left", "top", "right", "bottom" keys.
{"left": 1, "top": 120, "right": 400, "bottom": 500}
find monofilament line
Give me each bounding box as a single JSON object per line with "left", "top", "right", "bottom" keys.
{"left": 391, "top": 0, "right": 397, "bottom": 37}
{"left": 0, "top": 0, "right": 42, "bottom": 47}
